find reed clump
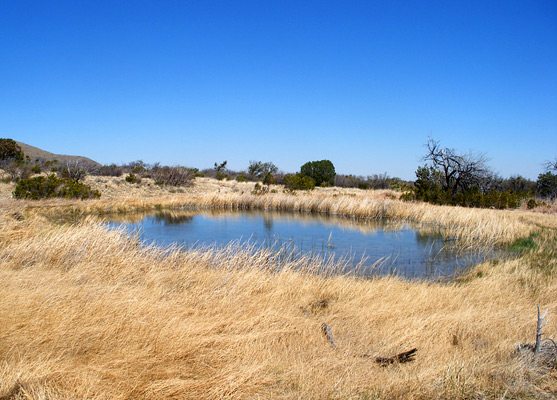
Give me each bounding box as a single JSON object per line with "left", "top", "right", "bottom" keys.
{"left": 0, "top": 179, "right": 556, "bottom": 399}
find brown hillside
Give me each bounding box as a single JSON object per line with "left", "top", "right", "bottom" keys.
{"left": 16, "top": 141, "right": 101, "bottom": 170}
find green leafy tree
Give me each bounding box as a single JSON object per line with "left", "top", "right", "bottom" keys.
{"left": 300, "top": 160, "right": 335, "bottom": 187}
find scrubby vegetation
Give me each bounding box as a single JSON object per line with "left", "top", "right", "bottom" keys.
{"left": 95, "top": 163, "right": 124, "bottom": 177}
{"left": 401, "top": 138, "right": 554, "bottom": 209}
{"left": 284, "top": 173, "right": 316, "bottom": 191}
{"left": 537, "top": 171, "right": 557, "bottom": 200}
{"left": 151, "top": 165, "right": 194, "bottom": 187}
{"left": 13, "top": 175, "right": 101, "bottom": 200}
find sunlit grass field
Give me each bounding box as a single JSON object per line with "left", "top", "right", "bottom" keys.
{"left": 0, "top": 176, "right": 556, "bottom": 399}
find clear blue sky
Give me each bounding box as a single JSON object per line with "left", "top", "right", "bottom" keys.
{"left": 1, "top": 1, "right": 555, "bottom": 180}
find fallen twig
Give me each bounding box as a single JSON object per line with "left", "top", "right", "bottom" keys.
{"left": 321, "top": 323, "right": 336, "bottom": 347}
{"left": 375, "top": 348, "right": 417, "bottom": 366}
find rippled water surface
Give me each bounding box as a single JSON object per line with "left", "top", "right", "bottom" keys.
{"left": 109, "top": 210, "right": 489, "bottom": 279}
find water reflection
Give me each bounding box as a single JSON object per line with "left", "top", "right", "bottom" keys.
{"left": 151, "top": 212, "right": 194, "bottom": 225}
{"left": 108, "top": 210, "right": 492, "bottom": 279}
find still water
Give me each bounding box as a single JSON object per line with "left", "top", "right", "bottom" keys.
{"left": 109, "top": 210, "right": 487, "bottom": 279}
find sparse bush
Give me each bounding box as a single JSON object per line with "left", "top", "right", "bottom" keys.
{"left": 151, "top": 166, "right": 193, "bottom": 186}
{"left": 59, "top": 163, "right": 87, "bottom": 181}
{"left": 125, "top": 173, "right": 141, "bottom": 184}
{"left": 132, "top": 166, "right": 146, "bottom": 175}
{"left": 3, "top": 162, "right": 33, "bottom": 183}
{"left": 13, "top": 175, "right": 101, "bottom": 200}
{"left": 284, "top": 173, "right": 315, "bottom": 191}
{"left": 251, "top": 182, "right": 269, "bottom": 195}
{"left": 236, "top": 174, "right": 247, "bottom": 182}
{"left": 527, "top": 199, "right": 538, "bottom": 209}
{"left": 97, "top": 164, "right": 123, "bottom": 177}
{"left": 31, "top": 164, "right": 41, "bottom": 174}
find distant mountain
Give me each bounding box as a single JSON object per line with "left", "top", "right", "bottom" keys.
{"left": 16, "top": 141, "right": 101, "bottom": 170}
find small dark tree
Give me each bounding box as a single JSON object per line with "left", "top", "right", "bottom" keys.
{"left": 0, "top": 139, "right": 24, "bottom": 163}
{"left": 214, "top": 160, "right": 228, "bottom": 180}
{"left": 537, "top": 172, "right": 557, "bottom": 200}
{"left": 300, "top": 160, "right": 335, "bottom": 187}
{"left": 262, "top": 172, "right": 277, "bottom": 185}
{"left": 413, "top": 165, "right": 443, "bottom": 203}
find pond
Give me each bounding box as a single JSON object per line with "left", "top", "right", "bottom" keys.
{"left": 108, "top": 210, "right": 492, "bottom": 279}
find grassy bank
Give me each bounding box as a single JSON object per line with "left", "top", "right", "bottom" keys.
{"left": 0, "top": 178, "right": 556, "bottom": 399}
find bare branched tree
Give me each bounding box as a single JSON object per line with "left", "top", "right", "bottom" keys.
{"left": 59, "top": 161, "right": 87, "bottom": 181}
{"left": 423, "top": 138, "right": 491, "bottom": 194}
{"left": 543, "top": 157, "right": 557, "bottom": 172}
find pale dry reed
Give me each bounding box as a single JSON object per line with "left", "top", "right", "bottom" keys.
{"left": 0, "top": 179, "right": 556, "bottom": 399}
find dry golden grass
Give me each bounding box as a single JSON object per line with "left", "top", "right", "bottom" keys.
{"left": 0, "top": 177, "right": 556, "bottom": 399}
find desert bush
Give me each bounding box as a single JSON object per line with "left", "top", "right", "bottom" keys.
{"left": 13, "top": 175, "right": 101, "bottom": 200}
{"left": 151, "top": 166, "right": 194, "bottom": 186}
{"left": 283, "top": 173, "right": 315, "bottom": 191}
{"left": 96, "top": 164, "right": 123, "bottom": 177}
{"left": 527, "top": 199, "right": 538, "bottom": 209}
{"left": 405, "top": 181, "right": 521, "bottom": 209}
{"left": 251, "top": 182, "right": 269, "bottom": 195}
{"left": 236, "top": 174, "right": 247, "bottom": 182}
{"left": 59, "top": 163, "right": 87, "bottom": 181}
{"left": 262, "top": 172, "right": 277, "bottom": 185}
{"left": 57, "top": 179, "right": 102, "bottom": 199}
{"left": 125, "top": 173, "right": 142, "bottom": 184}
{"left": 300, "top": 160, "right": 335, "bottom": 187}
{"left": 132, "top": 166, "right": 146, "bottom": 174}
{"left": 248, "top": 161, "right": 278, "bottom": 181}
{"left": 3, "top": 162, "right": 33, "bottom": 183}
{"left": 31, "top": 164, "right": 41, "bottom": 174}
